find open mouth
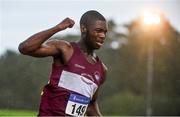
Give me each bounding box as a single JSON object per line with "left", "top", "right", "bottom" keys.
{"left": 96, "top": 42, "right": 103, "bottom": 47}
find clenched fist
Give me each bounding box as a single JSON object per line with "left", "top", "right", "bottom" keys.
{"left": 56, "top": 18, "right": 75, "bottom": 31}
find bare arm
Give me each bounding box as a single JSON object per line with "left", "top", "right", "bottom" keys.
{"left": 18, "top": 18, "right": 75, "bottom": 57}
{"left": 86, "top": 64, "right": 107, "bottom": 116}
{"left": 86, "top": 89, "right": 102, "bottom": 116}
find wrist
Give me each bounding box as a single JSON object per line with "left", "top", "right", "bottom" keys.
{"left": 52, "top": 25, "right": 62, "bottom": 32}
{"left": 54, "top": 23, "right": 67, "bottom": 32}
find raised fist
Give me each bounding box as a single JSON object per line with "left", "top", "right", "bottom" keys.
{"left": 56, "top": 18, "right": 75, "bottom": 30}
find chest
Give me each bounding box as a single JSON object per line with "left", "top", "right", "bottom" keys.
{"left": 64, "top": 55, "right": 103, "bottom": 86}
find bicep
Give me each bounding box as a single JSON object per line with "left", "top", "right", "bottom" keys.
{"left": 28, "top": 45, "right": 57, "bottom": 57}
{"left": 28, "top": 41, "right": 61, "bottom": 57}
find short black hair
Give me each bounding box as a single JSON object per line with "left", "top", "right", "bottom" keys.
{"left": 80, "top": 10, "right": 106, "bottom": 27}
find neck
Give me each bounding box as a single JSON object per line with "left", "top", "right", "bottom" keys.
{"left": 77, "top": 38, "right": 94, "bottom": 55}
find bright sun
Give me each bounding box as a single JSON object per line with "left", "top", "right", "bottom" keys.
{"left": 142, "top": 11, "right": 161, "bottom": 25}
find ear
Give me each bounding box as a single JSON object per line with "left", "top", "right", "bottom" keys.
{"left": 80, "top": 24, "right": 87, "bottom": 33}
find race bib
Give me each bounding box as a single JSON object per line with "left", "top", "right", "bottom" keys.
{"left": 65, "top": 93, "right": 90, "bottom": 116}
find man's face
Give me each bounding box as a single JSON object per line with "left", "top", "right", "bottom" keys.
{"left": 85, "top": 20, "right": 108, "bottom": 49}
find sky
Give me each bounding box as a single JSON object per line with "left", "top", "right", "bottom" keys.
{"left": 0, "top": 0, "right": 180, "bottom": 55}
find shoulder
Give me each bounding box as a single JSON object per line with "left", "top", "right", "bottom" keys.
{"left": 50, "top": 40, "right": 75, "bottom": 64}
{"left": 100, "top": 62, "right": 108, "bottom": 84}
{"left": 45, "top": 39, "right": 73, "bottom": 51}
{"left": 102, "top": 62, "right": 108, "bottom": 72}
{"left": 100, "top": 62, "right": 108, "bottom": 74}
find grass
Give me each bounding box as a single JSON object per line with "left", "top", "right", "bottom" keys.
{"left": 0, "top": 109, "right": 37, "bottom": 116}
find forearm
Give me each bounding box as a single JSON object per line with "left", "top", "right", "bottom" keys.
{"left": 86, "top": 102, "right": 102, "bottom": 116}
{"left": 18, "top": 26, "right": 60, "bottom": 54}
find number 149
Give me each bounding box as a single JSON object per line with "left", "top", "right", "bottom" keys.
{"left": 71, "top": 104, "right": 86, "bottom": 116}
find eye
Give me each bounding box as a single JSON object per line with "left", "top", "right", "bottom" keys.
{"left": 95, "top": 29, "right": 107, "bottom": 34}
{"left": 95, "top": 29, "right": 102, "bottom": 33}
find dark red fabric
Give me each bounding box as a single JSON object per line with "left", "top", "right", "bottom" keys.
{"left": 38, "top": 42, "right": 105, "bottom": 116}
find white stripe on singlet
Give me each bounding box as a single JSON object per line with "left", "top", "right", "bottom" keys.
{"left": 58, "top": 70, "right": 98, "bottom": 98}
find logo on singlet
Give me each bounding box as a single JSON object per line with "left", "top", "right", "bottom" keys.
{"left": 81, "top": 73, "right": 94, "bottom": 82}
{"left": 94, "top": 71, "right": 100, "bottom": 81}
{"left": 74, "top": 64, "right": 86, "bottom": 69}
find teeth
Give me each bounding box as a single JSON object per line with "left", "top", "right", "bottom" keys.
{"left": 96, "top": 42, "right": 103, "bottom": 46}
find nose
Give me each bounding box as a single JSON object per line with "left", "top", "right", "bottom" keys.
{"left": 99, "top": 32, "right": 106, "bottom": 39}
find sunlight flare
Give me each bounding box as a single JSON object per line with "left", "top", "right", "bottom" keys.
{"left": 142, "top": 11, "right": 161, "bottom": 25}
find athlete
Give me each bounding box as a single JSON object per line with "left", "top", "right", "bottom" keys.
{"left": 18, "top": 10, "right": 108, "bottom": 116}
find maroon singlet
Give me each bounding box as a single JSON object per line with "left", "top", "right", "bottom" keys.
{"left": 38, "top": 42, "right": 105, "bottom": 116}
